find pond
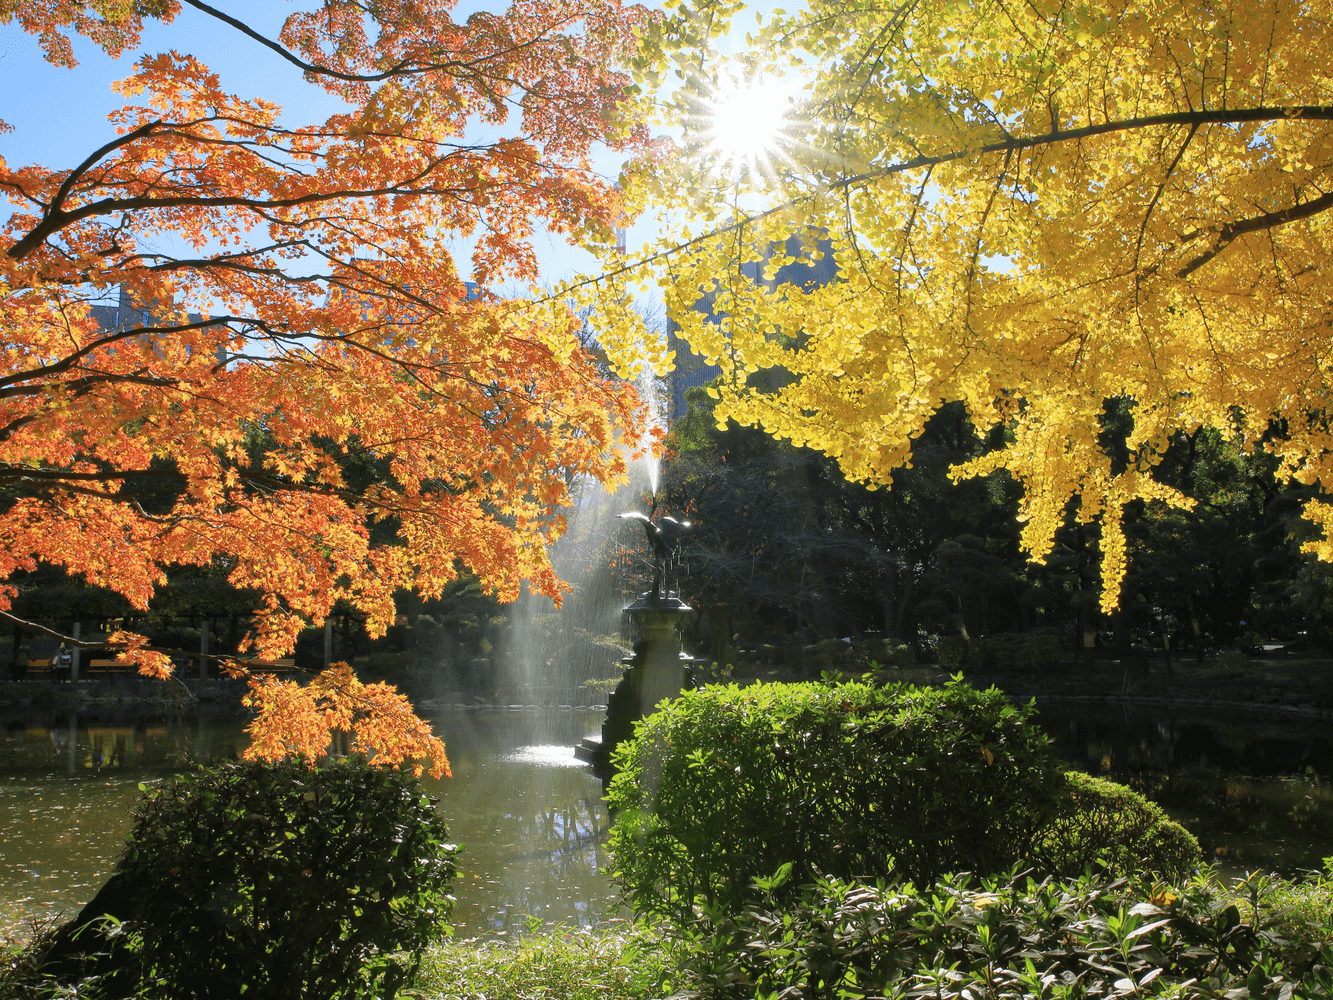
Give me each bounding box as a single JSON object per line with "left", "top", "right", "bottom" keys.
{"left": 3, "top": 697, "right": 1331, "bottom": 947}
{"left": 1037, "top": 702, "right": 1333, "bottom": 875}
{"left": 0, "top": 707, "right": 623, "bottom": 944}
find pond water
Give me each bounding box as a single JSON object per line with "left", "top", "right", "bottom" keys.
{"left": 1037, "top": 703, "right": 1333, "bottom": 875}
{"left": 3, "top": 699, "right": 1331, "bottom": 947}
{"left": 0, "top": 708, "right": 622, "bottom": 944}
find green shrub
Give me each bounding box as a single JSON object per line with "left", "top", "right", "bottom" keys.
{"left": 606, "top": 679, "right": 1062, "bottom": 921}
{"left": 980, "top": 627, "right": 1064, "bottom": 670}
{"left": 1035, "top": 770, "right": 1203, "bottom": 882}
{"left": 110, "top": 758, "right": 458, "bottom": 999}
{"left": 933, "top": 635, "right": 974, "bottom": 670}
{"left": 1214, "top": 647, "right": 1249, "bottom": 675}
{"left": 851, "top": 636, "right": 915, "bottom": 669}
{"left": 1233, "top": 864, "right": 1333, "bottom": 951}
{"left": 665, "top": 868, "right": 1333, "bottom": 1000}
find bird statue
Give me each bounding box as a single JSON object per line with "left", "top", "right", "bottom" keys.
{"left": 618, "top": 509, "right": 694, "bottom": 597}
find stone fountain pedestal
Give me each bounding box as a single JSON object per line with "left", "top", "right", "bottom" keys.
{"left": 575, "top": 589, "right": 692, "bottom": 770}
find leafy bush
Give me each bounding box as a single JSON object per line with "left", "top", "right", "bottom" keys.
{"left": 850, "top": 636, "right": 915, "bottom": 669}
{"left": 1234, "top": 863, "right": 1333, "bottom": 950}
{"left": 1035, "top": 770, "right": 1203, "bottom": 882}
{"left": 667, "top": 868, "right": 1333, "bottom": 1000}
{"left": 1214, "top": 647, "right": 1250, "bottom": 675}
{"left": 980, "top": 628, "right": 1064, "bottom": 670}
{"left": 933, "top": 635, "right": 974, "bottom": 670}
{"left": 606, "top": 680, "right": 1062, "bottom": 920}
{"left": 108, "top": 758, "right": 458, "bottom": 999}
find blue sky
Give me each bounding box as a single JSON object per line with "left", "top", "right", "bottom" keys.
{"left": 0, "top": 0, "right": 660, "bottom": 287}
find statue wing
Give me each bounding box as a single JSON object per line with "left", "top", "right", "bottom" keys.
{"left": 656, "top": 517, "right": 694, "bottom": 545}
{"left": 618, "top": 510, "right": 660, "bottom": 549}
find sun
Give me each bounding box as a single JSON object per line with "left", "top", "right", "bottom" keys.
{"left": 701, "top": 78, "right": 793, "bottom": 177}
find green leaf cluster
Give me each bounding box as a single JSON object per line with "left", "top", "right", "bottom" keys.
{"left": 413, "top": 926, "right": 679, "bottom": 1000}
{"left": 112, "top": 759, "right": 459, "bottom": 999}
{"left": 663, "top": 868, "right": 1333, "bottom": 1000}
{"left": 606, "top": 679, "right": 1063, "bottom": 920}
{"left": 1037, "top": 772, "right": 1202, "bottom": 884}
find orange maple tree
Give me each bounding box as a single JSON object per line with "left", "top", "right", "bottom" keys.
{"left": 0, "top": 0, "right": 652, "bottom": 777}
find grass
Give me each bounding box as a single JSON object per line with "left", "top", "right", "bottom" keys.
{"left": 0, "top": 921, "right": 679, "bottom": 1000}
{"left": 1240, "top": 865, "right": 1333, "bottom": 944}
{"left": 409, "top": 923, "right": 679, "bottom": 1000}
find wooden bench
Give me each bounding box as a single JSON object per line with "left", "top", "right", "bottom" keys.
{"left": 25, "top": 658, "right": 53, "bottom": 680}
{"left": 257, "top": 658, "right": 298, "bottom": 674}
{"left": 86, "top": 658, "right": 133, "bottom": 677}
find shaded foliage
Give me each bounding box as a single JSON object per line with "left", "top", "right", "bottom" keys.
{"left": 45, "top": 758, "right": 459, "bottom": 1000}
{"left": 664, "top": 868, "right": 1333, "bottom": 1000}
{"left": 663, "top": 386, "right": 1333, "bottom": 659}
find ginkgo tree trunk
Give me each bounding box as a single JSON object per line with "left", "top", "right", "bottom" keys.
{"left": 597, "top": 0, "right": 1333, "bottom": 618}
{"left": 0, "top": 0, "right": 662, "bottom": 778}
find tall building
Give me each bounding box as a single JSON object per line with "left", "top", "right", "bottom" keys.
{"left": 88, "top": 285, "right": 153, "bottom": 333}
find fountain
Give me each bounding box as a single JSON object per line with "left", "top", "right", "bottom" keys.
{"left": 574, "top": 506, "right": 695, "bottom": 769}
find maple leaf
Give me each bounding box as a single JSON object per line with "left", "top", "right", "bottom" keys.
{"left": 106, "top": 629, "right": 176, "bottom": 681}
{"left": 1, "top": 0, "right": 656, "bottom": 767}
{"left": 242, "top": 664, "right": 451, "bottom": 779}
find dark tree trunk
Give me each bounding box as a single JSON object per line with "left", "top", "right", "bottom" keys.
{"left": 40, "top": 872, "right": 142, "bottom": 997}
{"left": 1187, "top": 595, "right": 1205, "bottom": 662}
{"left": 881, "top": 565, "right": 897, "bottom": 639}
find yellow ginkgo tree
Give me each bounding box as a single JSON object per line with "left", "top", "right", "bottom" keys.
{"left": 590, "top": 0, "right": 1333, "bottom": 611}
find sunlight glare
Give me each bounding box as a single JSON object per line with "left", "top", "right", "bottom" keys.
{"left": 704, "top": 79, "right": 791, "bottom": 175}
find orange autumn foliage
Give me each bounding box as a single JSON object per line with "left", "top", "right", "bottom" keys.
{"left": 1, "top": 0, "right": 651, "bottom": 769}
{"left": 244, "top": 663, "right": 450, "bottom": 779}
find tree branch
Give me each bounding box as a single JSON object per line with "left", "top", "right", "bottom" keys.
{"left": 1177, "top": 188, "right": 1333, "bottom": 277}
{"left": 181, "top": 0, "right": 580, "bottom": 86}
{"left": 0, "top": 608, "right": 304, "bottom": 672}
{"left": 7, "top": 155, "right": 462, "bottom": 260}
{"left": 545, "top": 104, "right": 1333, "bottom": 305}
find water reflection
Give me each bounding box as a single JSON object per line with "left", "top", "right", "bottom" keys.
{"left": 500, "top": 744, "right": 595, "bottom": 768}
{"left": 415, "top": 711, "right": 624, "bottom": 938}
{"left": 1036, "top": 707, "right": 1333, "bottom": 778}
{"left": 1, "top": 709, "right": 621, "bottom": 943}
{"left": 1, "top": 711, "right": 243, "bottom": 943}
{"left": 1034, "top": 706, "right": 1333, "bottom": 875}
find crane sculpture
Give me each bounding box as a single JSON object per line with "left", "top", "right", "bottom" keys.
{"left": 618, "top": 505, "right": 693, "bottom": 601}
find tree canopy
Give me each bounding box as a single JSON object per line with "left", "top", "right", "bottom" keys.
{"left": 1, "top": 0, "right": 655, "bottom": 775}
{"left": 602, "top": 0, "right": 1333, "bottom": 612}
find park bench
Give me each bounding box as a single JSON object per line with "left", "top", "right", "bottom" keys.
{"left": 25, "top": 658, "right": 53, "bottom": 680}
{"left": 85, "top": 659, "right": 133, "bottom": 677}
{"left": 258, "top": 658, "right": 298, "bottom": 674}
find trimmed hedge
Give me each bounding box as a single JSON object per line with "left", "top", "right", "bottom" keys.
{"left": 1037, "top": 770, "right": 1202, "bottom": 883}
{"left": 606, "top": 679, "right": 1063, "bottom": 920}
{"left": 58, "top": 759, "right": 460, "bottom": 1000}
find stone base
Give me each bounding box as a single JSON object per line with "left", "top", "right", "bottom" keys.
{"left": 573, "top": 734, "right": 612, "bottom": 768}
